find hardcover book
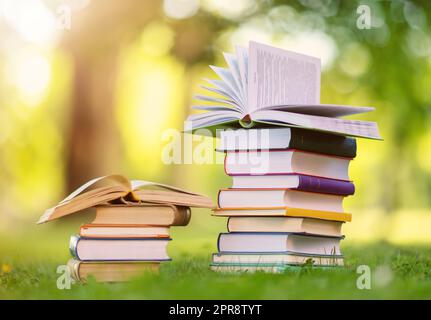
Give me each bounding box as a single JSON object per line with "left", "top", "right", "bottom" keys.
{"left": 218, "top": 127, "right": 357, "bottom": 158}
{"left": 210, "top": 263, "right": 341, "bottom": 273}
{"left": 210, "top": 263, "right": 290, "bottom": 273}
{"left": 230, "top": 174, "right": 355, "bottom": 195}
{"left": 79, "top": 224, "right": 171, "bottom": 238}
{"left": 92, "top": 204, "right": 191, "bottom": 226}
{"left": 224, "top": 149, "right": 351, "bottom": 180}
{"left": 218, "top": 189, "right": 346, "bottom": 213}
{"left": 69, "top": 235, "right": 172, "bottom": 261}
{"left": 212, "top": 253, "right": 344, "bottom": 266}
{"left": 217, "top": 232, "right": 343, "bottom": 256}
{"left": 212, "top": 207, "right": 352, "bottom": 222}
{"left": 227, "top": 216, "right": 343, "bottom": 237}
{"left": 68, "top": 259, "right": 159, "bottom": 282}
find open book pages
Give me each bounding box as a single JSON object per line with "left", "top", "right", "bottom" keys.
{"left": 38, "top": 175, "right": 214, "bottom": 224}
{"left": 187, "top": 41, "right": 381, "bottom": 140}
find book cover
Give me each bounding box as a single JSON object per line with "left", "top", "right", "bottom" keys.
{"left": 69, "top": 235, "right": 172, "bottom": 262}
{"left": 229, "top": 174, "right": 355, "bottom": 196}
{"left": 217, "top": 127, "right": 357, "bottom": 158}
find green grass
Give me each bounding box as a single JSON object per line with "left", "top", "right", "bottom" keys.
{"left": 2, "top": 242, "right": 431, "bottom": 299}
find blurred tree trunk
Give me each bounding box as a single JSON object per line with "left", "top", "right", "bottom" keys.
{"left": 66, "top": 50, "right": 120, "bottom": 191}
{"left": 62, "top": 0, "right": 158, "bottom": 192}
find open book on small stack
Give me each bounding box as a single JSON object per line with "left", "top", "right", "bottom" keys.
{"left": 186, "top": 41, "right": 381, "bottom": 140}
{"left": 39, "top": 175, "right": 213, "bottom": 282}
{"left": 38, "top": 174, "right": 213, "bottom": 224}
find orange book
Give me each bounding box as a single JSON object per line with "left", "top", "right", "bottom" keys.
{"left": 68, "top": 259, "right": 159, "bottom": 282}
{"left": 79, "top": 224, "right": 170, "bottom": 238}
{"left": 212, "top": 207, "right": 352, "bottom": 222}
{"left": 92, "top": 204, "right": 191, "bottom": 226}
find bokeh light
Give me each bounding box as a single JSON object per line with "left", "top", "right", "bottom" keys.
{"left": 163, "top": 0, "right": 200, "bottom": 20}
{"left": 8, "top": 51, "right": 51, "bottom": 106}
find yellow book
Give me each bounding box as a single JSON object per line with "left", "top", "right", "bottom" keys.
{"left": 212, "top": 207, "right": 352, "bottom": 222}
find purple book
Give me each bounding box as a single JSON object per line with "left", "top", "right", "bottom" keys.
{"left": 231, "top": 174, "right": 355, "bottom": 196}
{"left": 296, "top": 175, "right": 355, "bottom": 195}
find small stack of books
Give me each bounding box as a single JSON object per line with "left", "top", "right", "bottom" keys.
{"left": 210, "top": 127, "right": 355, "bottom": 272}
{"left": 39, "top": 175, "right": 213, "bottom": 282}
{"left": 186, "top": 41, "right": 381, "bottom": 272}
{"left": 67, "top": 204, "right": 191, "bottom": 282}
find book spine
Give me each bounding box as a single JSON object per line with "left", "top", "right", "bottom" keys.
{"left": 289, "top": 129, "right": 357, "bottom": 158}
{"left": 297, "top": 175, "right": 355, "bottom": 196}
{"left": 69, "top": 235, "right": 80, "bottom": 260}
{"left": 216, "top": 233, "right": 222, "bottom": 252}
{"left": 239, "top": 115, "right": 255, "bottom": 128}
{"left": 172, "top": 206, "right": 192, "bottom": 226}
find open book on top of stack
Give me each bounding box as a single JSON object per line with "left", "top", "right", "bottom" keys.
{"left": 186, "top": 41, "right": 381, "bottom": 140}
{"left": 39, "top": 175, "right": 213, "bottom": 282}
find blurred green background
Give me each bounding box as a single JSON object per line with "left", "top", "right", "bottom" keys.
{"left": 1, "top": 0, "right": 431, "bottom": 282}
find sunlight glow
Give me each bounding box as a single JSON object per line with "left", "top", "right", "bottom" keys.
{"left": 202, "top": 0, "right": 256, "bottom": 20}
{"left": 279, "top": 31, "right": 338, "bottom": 69}
{"left": 163, "top": 0, "right": 200, "bottom": 20}
{"left": 116, "top": 40, "right": 186, "bottom": 177}
{"left": 417, "top": 131, "right": 431, "bottom": 173}
{"left": 1, "top": 0, "right": 59, "bottom": 47}
{"left": 228, "top": 17, "right": 272, "bottom": 48}
{"left": 9, "top": 52, "right": 52, "bottom": 106}
{"left": 140, "top": 22, "right": 174, "bottom": 57}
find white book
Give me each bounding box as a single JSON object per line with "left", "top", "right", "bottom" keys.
{"left": 216, "top": 127, "right": 357, "bottom": 159}
{"left": 187, "top": 41, "right": 381, "bottom": 139}
{"left": 70, "top": 235, "right": 171, "bottom": 261}
{"left": 217, "top": 233, "right": 342, "bottom": 255}
{"left": 225, "top": 150, "right": 350, "bottom": 180}
{"left": 227, "top": 216, "right": 343, "bottom": 237}
{"left": 231, "top": 174, "right": 305, "bottom": 189}
{"left": 212, "top": 253, "right": 344, "bottom": 266}
{"left": 218, "top": 189, "right": 345, "bottom": 213}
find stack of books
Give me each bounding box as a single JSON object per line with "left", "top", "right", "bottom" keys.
{"left": 67, "top": 204, "right": 191, "bottom": 282}
{"left": 186, "top": 41, "right": 381, "bottom": 272}
{"left": 210, "top": 127, "right": 355, "bottom": 272}
{"left": 39, "top": 175, "right": 213, "bottom": 282}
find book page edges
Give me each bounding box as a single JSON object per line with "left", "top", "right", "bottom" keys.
{"left": 37, "top": 190, "right": 129, "bottom": 224}
{"left": 59, "top": 175, "right": 130, "bottom": 204}
{"left": 132, "top": 190, "right": 214, "bottom": 209}
{"left": 130, "top": 180, "right": 208, "bottom": 197}
{"left": 185, "top": 117, "right": 381, "bottom": 140}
